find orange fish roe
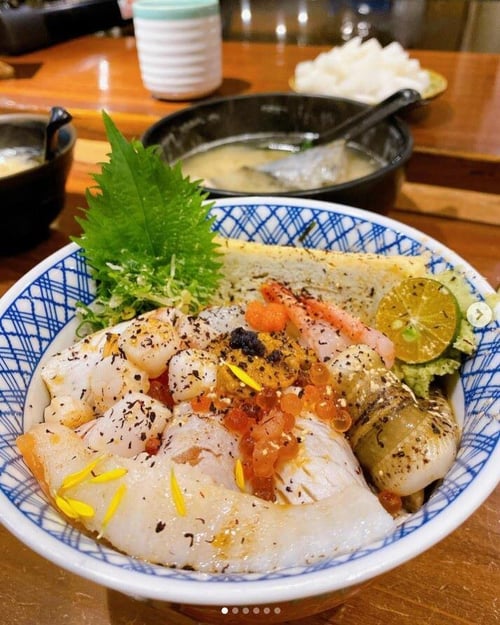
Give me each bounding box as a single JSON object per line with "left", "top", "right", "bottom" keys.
{"left": 378, "top": 489, "right": 403, "bottom": 515}
{"left": 148, "top": 370, "right": 174, "bottom": 408}
{"left": 245, "top": 300, "right": 289, "bottom": 333}
{"left": 223, "top": 405, "right": 253, "bottom": 435}
{"left": 308, "top": 362, "right": 332, "bottom": 386}
{"left": 217, "top": 358, "right": 355, "bottom": 501}
{"left": 223, "top": 396, "right": 298, "bottom": 501}
{"left": 315, "top": 396, "right": 339, "bottom": 421}
{"left": 190, "top": 392, "right": 213, "bottom": 413}
{"left": 190, "top": 391, "right": 229, "bottom": 413}
{"left": 255, "top": 387, "right": 278, "bottom": 412}
{"left": 280, "top": 392, "right": 304, "bottom": 417}
{"left": 301, "top": 377, "right": 354, "bottom": 433}
{"left": 302, "top": 383, "right": 324, "bottom": 407}
{"left": 332, "top": 407, "right": 352, "bottom": 433}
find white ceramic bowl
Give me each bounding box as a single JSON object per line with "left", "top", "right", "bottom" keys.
{"left": 0, "top": 197, "right": 498, "bottom": 623}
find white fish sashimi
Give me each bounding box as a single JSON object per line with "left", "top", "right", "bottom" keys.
{"left": 18, "top": 423, "right": 394, "bottom": 574}
{"left": 197, "top": 305, "right": 251, "bottom": 336}
{"left": 159, "top": 401, "right": 240, "bottom": 490}
{"left": 275, "top": 414, "right": 367, "bottom": 504}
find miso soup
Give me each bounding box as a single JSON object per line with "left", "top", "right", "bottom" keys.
{"left": 178, "top": 138, "right": 385, "bottom": 193}
{"left": 0, "top": 147, "right": 41, "bottom": 178}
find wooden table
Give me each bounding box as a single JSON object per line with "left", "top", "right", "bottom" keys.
{"left": 0, "top": 36, "right": 499, "bottom": 625}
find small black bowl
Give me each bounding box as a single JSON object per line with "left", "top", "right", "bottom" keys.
{"left": 0, "top": 113, "right": 76, "bottom": 255}
{"left": 141, "top": 92, "right": 413, "bottom": 214}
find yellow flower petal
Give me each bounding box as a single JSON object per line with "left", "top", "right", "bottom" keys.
{"left": 60, "top": 456, "right": 104, "bottom": 491}
{"left": 234, "top": 458, "right": 246, "bottom": 492}
{"left": 170, "top": 468, "right": 186, "bottom": 516}
{"left": 98, "top": 484, "right": 127, "bottom": 539}
{"left": 64, "top": 497, "right": 95, "bottom": 518}
{"left": 102, "top": 483, "right": 127, "bottom": 526}
{"left": 223, "top": 361, "right": 263, "bottom": 391}
{"left": 55, "top": 494, "right": 80, "bottom": 519}
{"left": 90, "top": 468, "right": 128, "bottom": 483}
{"left": 55, "top": 494, "right": 94, "bottom": 519}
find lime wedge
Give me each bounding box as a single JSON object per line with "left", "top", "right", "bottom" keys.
{"left": 376, "top": 277, "right": 459, "bottom": 364}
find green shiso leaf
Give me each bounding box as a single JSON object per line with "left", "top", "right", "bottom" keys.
{"left": 72, "top": 111, "right": 222, "bottom": 332}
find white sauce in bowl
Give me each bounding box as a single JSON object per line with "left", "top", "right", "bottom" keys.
{"left": 0, "top": 147, "right": 41, "bottom": 178}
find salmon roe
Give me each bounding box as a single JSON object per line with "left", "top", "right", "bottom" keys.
{"left": 245, "top": 300, "right": 288, "bottom": 333}
{"left": 308, "top": 362, "right": 331, "bottom": 386}
{"left": 148, "top": 371, "right": 174, "bottom": 408}
{"left": 223, "top": 396, "right": 299, "bottom": 500}
{"left": 332, "top": 407, "right": 352, "bottom": 433}
{"left": 280, "top": 392, "right": 304, "bottom": 417}
{"left": 378, "top": 490, "right": 403, "bottom": 515}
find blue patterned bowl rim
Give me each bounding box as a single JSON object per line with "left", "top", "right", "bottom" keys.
{"left": 0, "top": 196, "right": 498, "bottom": 606}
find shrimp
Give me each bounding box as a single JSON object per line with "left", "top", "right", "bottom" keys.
{"left": 327, "top": 344, "right": 459, "bottom": 496}
{"left": 17, "top": 422, "right": 394, "bottom": 574}
{"left": 261, "top": 281, "right": 350, "bottom": 361}
{"left": 262, "top": 281, "right": 394, "bottom": 367}
{"left": 303, "top": 295, "right": 395, "bottom": 368}
{"left": 40, "top": 324, "right": 129, "bottom": 408}
{"left": 41, "top": 325, "right": 151, "bottom": 416}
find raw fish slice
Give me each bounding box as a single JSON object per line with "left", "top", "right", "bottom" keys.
{"left": 275, "top": 414, "right": 367, "bottom": 504}
{"left": 158, "top": 401, "right": 240, "bottom": 491}
{"left": 17, "top": 422, "right": 394, "bottom": 574}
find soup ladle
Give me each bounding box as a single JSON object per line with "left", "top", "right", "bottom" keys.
{"left": 252, "top": 88, "right": 421, "bottom": 190}
{"left": 43, "top": 106, "right": 73, "bottom": 161}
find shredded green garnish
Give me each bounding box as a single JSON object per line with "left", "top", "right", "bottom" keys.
{"left": 72, "top": 111, "right": 223, "bottom": 332}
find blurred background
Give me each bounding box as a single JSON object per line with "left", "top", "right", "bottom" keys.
{"left": 218, "top": 0, "right": 500, "bottom": 52}
{"left": 1, "top": 0, "right": 499, "bottom": 55}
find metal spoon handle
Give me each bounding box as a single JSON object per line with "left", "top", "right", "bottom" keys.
{"left": 313, "top": 88, "right": 421, "bottom": 146}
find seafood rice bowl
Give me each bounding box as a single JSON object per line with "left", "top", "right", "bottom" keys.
{"left": 0, "top": 197, "right": 498, "bottom": 623}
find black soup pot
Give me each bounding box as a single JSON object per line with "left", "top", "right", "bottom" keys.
{"left": 0, "top": 113, "right": 76, "bottom": 255}
{"left": 141, "top": 92, "right": 413, "bottom": 214}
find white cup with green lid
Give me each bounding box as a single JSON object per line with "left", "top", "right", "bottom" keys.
{"left": 133, "top": 0, "right": 222, "bottom": 100}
